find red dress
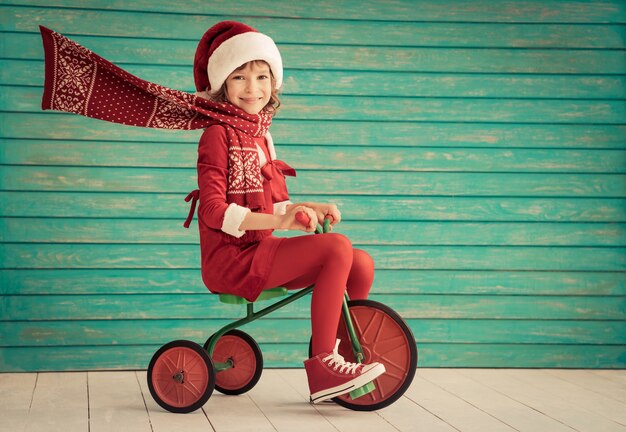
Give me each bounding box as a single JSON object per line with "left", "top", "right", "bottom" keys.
{"left": 196, "top": 125, "right": 292, "bottom": 301}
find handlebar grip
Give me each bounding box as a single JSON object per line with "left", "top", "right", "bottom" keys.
{"left": 296, "top": 211, "right": 334, "bottom": 234}
{"left": 295, "top": 212, "right": 310, "bottom": 226}
{"left": 296, "top": 212, "right": 334, "bottom": 225}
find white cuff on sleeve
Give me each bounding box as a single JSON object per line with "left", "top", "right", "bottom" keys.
{"left": 273, "top": 200, "right": 292, "bottom": 216}
{"left": 221, "top": 203, "right": 251, "bottom": 238}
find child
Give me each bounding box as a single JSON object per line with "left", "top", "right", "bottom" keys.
{"left": 191, "top": 21, "right": 385, "bottom": 403}
{"left": 38, "top": 20, "right": 385, "bottom": 404}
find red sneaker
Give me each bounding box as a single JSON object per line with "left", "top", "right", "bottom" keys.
{"left": 304, "top": 339, "right": 386, "bottom": 403}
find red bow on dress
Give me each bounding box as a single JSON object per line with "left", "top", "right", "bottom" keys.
{"left": 261, "top": 160, "right": 296, "bottom": 180}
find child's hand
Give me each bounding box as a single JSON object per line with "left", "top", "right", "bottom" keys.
{"left": 280, "top": 205, "right": 317, "bottom": 232}
{"left": 309, "top": 203, "right": 341, "bottom": 229}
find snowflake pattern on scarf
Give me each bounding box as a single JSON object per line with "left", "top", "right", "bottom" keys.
{"left": 149, "top": 98, "right": 198, "bottom": 129}
{"left": 51, "top": 34, "right": 97, "bottom": 115}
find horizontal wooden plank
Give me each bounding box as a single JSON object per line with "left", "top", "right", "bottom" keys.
{"left": 4, "top": 113, "right": 626, "bottom": 149}
{"left": 0, "top": 166, "right": 202, "bottom": 193}
{"left": 280, "top": 95, "right": 626, "bottom": 124}
{"left": 2, "top": 192, "right": 625, "bottom": 222}
{"left": 0, "top": 343, "right": 305, "bottom": 370}
{"left": 3, "top": 5, "right": 626, "bottom": 48}
{"left": 4, "top": 59, "right": 626, "bottom": 99}
{"left": 421, "top": 344, "right": 626, "bottom": 368}
{"left": 3, "top": 166, "right": 624, "bottom": 197}
{"left": 1, "top": 243, "right": 623, "bottom": 271}
{"left": 4, "top": 32, "right": 626, "bottom": 74}
{"left": 2, "top": 0, "right": 624, "bottom": 23}
{"left": 7, "top": 86, "right": 626, "bottom": 124}
{"left": 2, "top": 269, "right": 623, "bottom": 296}
{"left": 3, "top": 140, "right": 624, "bottom": 173}
{"left": 366, "top": 246, "right": 626, "bottom": 271}
{"left": 1, "top": 343, "right": 624, "bottom": 371}
{"left": 1, "top": 293, "right": 624, "bottom": 320}
{"left": 9, "top": 9, "right": 551, "bottom": 49}
{"left": 2, "top": 318, "right": 624, "bottom": 346}
{"left": 2, "top": 218, "right": 624, "bottom": 247}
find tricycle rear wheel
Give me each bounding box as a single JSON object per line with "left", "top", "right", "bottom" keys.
{"left": 204, "top": 329, "right": 263, "bottom": 395}
{"left": 147, "top": 340, "right": 215, "bottom": 413}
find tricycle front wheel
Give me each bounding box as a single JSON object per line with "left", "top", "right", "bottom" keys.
{"left": 336, "top": 300, "right": 417, "bottom": 411}
{"left": 309, "top": 299, "right": 418, "bottom": 411}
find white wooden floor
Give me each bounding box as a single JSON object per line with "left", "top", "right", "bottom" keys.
{"left": 1, "top": 369, "right": 625, "bottom": 432}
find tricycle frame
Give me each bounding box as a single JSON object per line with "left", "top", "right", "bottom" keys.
{"left": 206, "top": 287, "right": 364, "bottom": 372}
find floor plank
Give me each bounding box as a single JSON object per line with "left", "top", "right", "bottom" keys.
{"left": 3, "top": 369, "right": 626, "bottom": 432}
{"left": 461, "top": 369, "right": 626, "bottom": 432}
{"left": 0, "top": 373, "right": 38, "bottom": 432}
{"left": 88, "top": 371, "right": 152, "bottom": 432}
{"left": 276, "top": 368, "right": 400, "bottom": 432}
{"left": 592, "top": 370, "right": 626, "bottom": 386}
{"left": 373, "top": 394, "right": 459, "bottom": 432}
{"left": 403, "top": 371, "right": 516, "bottom": 432}
{"left": 508, "top": 369, "right": 626, "bottom": 427}
{"left": 23, "top": 372, "right": 88, "bottom": 432}
{"left": 246, "top": 369, "right": 336, "bottom": 432}
{"left": 420, "top": 369, "right": 575, "bottom": 432}
{"left": 203, "top": 392, "right": 277, "bottom": 432}
{"left": 549, "top": 370, "right": 626, "bottom": 403}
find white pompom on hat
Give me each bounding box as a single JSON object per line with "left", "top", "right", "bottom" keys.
{"left": 193, "top": 21, "right": 283, "bottom": 98}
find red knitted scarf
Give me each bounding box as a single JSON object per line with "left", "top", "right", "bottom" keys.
{"left": 39, "top": 26, "right": 274, "bottom": 209}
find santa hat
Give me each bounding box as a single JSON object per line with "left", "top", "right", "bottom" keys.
{"left": 194, "top": 21, "right": 283, "bottom": 98}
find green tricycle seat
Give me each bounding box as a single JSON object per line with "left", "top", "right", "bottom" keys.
{"left": 219, "top": 287, "right": 289, "bottom": 305}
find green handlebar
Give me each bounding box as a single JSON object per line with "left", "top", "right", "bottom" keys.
{"left": 314, "top": 217, "right": 332, "bottom": 234}
{"left": 296, "top": 212, "right": 333, "bottom": 234}
{"left": 323, "top": 218, "right": 332, "bottom": 233}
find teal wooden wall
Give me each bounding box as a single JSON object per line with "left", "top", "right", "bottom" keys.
{"left": 1, "top": 0, "right": 625, "bottom": 371}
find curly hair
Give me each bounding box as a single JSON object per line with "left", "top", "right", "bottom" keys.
{"left": 210, "top": 60, "right": 281, "bottom": 114}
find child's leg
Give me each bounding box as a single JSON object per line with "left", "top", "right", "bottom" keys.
{"left": 346, "top": 248, "right": 374, "bottom": 301}
{"left": 270, "top": 248, "right": 374, "bottom": 300}
{"left": 263, "top": 233, "right": 353, "bottom": 356}
{"left": 265, "top": 237, "right": 385, "bottom": 403}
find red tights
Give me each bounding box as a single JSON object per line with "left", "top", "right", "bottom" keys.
{"left": 263, "top": 233, "right": 374, "bottom": 357}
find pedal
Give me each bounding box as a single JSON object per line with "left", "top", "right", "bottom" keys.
{"left": 349, "top": 381, "right": 376, "bottom": 400}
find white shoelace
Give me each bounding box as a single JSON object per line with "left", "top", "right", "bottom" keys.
{"left": 322, "top": 339, "right": 361, "bottom": 374}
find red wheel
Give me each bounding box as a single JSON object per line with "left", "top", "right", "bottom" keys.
{"left": 204, "top": 330, "right": 263, "bottom": 395}
{"left": 334, "top": 300, "right": 417, "bottom": 411}
{"left": 147, "top": 340, "right": 215, "bottom": 413}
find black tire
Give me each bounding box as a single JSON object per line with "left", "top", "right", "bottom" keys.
{"left": 147, "top": 340, "right": 215, "bottom": 413}
{"left": 309, "top": 300, "right": 417, "bottom": 411}
{"left": 204, "top": 329, "right": 263, "bottom": 395}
